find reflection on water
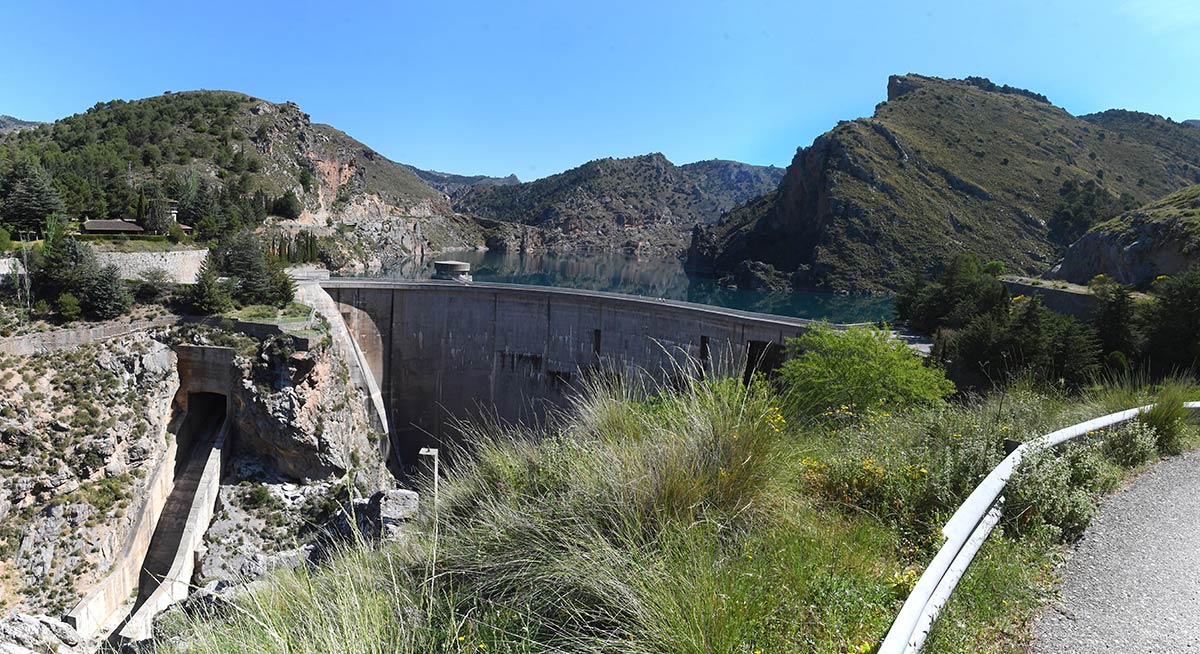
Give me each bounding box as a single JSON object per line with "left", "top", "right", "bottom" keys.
{"left": 381, "top": 250, "right": 893, "bottom": 324}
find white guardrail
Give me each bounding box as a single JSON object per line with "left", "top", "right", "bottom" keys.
{"left": 879, "top": 401, "right": 1200, "bottom": 654}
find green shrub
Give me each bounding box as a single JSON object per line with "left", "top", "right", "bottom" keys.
{"left": 271, "top": 191, "right": 303, "bottom": 219}
{"left": 1139, "top": 380, "right": 1193, "bottom": 455}
{"left": 55, "top": 292, "right": 82, "bottom": 321}
{"left": 1103, "top": 421, "right": 1157, "bottom": 467}
{"left": 135, "top": 268, "right": 174, "bottom": 304}
{"left": 1062, "top": 441, "right": 1119, "bottom": 493}
{"left": 1005, "top": 448, "right": 1096, "bottom": 541}
{"left": 781, "top": 324, "right": 955, "bottom": 416}
{"left": 0, "top": 225, "right": 10, "bottom": 251}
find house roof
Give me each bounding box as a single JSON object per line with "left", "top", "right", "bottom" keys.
{"left": 81, "top": 219, "right": 145, "bottom": 233}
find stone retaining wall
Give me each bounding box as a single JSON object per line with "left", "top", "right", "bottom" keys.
{"left": 0, "top": 317, "right": 176, "bottom": 356}
{"left": 94, "top": 249, "right": 208, "bottom": 283}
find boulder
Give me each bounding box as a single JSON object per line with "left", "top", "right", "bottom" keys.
{"left": 368, "top": 489, "right": 419, "bottom": 539}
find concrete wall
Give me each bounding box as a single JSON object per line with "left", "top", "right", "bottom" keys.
{"left": 295, "top": 282, "right": 389, "bottom": 438}
{"left": 64, "top": 417, "right": 180, "bottom": 637}
{"left": 118, "top": 415, "right": 230, "bottom": 643}
{"left": 1002, "top": 279, "right": 1100, "bottom": 321}
{"left": 94, "top": 248, "right": 208, "bottom": 284}
{"left": 174, "top": 345, "right": 237, "bottom": 406}
{"left": 322, "top": 280, "right": 818, "bottom": 464}
{"left": 0, "top": 316, "right": 176, "bottom": 356}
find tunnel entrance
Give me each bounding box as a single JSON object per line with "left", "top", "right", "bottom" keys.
{"left": 123, "top": 392, "right": 227, "bottom": 627}
{"left": 743, "top": 340, "right": 785, "bottom": 385}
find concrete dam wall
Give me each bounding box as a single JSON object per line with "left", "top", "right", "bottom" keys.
{"left": 322, "top": 280, "right": 819, "bottom": 464}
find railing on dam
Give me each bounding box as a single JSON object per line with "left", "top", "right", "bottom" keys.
{"left": 320, "top": 277, "right": 830, "bottom": 329}
{"left": 879, "top": 401, "right": 1200, "bottom": 654}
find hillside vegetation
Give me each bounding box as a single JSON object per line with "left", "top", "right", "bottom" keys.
{"left": 1054, "top": 184, "right": 1200, "bottom": 286}
{"left": 688, "top": 74, "right": 1200, "bottom": 292}
{"left": 458, "top": 153, "right": 783, "bottom": 254}
{"left": 0, "top": 91, "right": 481, "bottom": 271}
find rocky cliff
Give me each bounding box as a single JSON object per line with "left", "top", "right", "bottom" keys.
{"left": 0, "top": 334, "right": 177, "bottom": 616}
{"left": 1052, "top": 184, "right": 1200, "bottom": 287}
{"left": 230, "top": 334, "right": 388, "bottom": 487}
{"left": 0, "top": 320, "right": 397, "bottom": 652}
{"left": 688, "top": 74, "right": 1200, "bottom": 292}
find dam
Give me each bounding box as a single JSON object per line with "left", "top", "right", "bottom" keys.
{"left": 63, "top": 276, "right": 829, "bottom": 643}
{"left": 321, "top": 278, "right": 823, "bottom": 466}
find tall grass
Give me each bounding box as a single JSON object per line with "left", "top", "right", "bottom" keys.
{"left": 164, "top": 367, "right": 1198, "bottom": 654}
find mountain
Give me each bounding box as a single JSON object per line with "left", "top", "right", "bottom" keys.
{"left": 1185, "top": 120, "right": 1200, "bottom": 128}
{"left": 1052, "top": 184, "right": 1200, "bottom": 287}
{"left": 0, "top": 91, "right": 481, "bottom": 272}
{"left": 404, "top": 166, "right": 520, "bottom": 200}
{"left": 455, "top": 153, "right": 784, "bottom": 254}
{"left": 687, "top": 74, "right": 1200, "bottom": 292}
{"left": 0, "top": 115, "right": 42, "bottom": 134}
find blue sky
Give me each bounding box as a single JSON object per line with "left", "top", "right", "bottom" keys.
{"left": 1, "top": 0, "right": 1197, "bottom": 179}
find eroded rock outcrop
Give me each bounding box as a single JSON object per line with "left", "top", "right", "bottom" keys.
{"left": 1052, "top": 184, "right": 1200, "bottom": 287}
{"left": 0, "top": 612, "right": 83, "bottom": 654}
{"left": 231, "top": 337, "right": 389, "bottom": 488}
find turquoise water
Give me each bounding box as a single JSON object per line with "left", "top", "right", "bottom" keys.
{"left": 385, "top": 250, "right": 894, "bottom": 324}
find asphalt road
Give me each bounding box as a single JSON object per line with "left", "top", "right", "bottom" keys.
{"left": 1032, "top": 448, "right": 1200, "bottom": 653}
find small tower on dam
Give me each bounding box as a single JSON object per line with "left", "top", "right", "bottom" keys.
{"left": 432, "top": 260, "right": 472, "bottom": 282}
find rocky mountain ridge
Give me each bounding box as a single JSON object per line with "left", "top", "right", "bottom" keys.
{"left": 0, "top": 115, "right": 41, "bottom": 134}
{"left": 688, "top": 74, "right": 1200, "bottom": 292}
{"left": 458, "top": 153, "right": 784, "bottom": 254}
{"left": 0, "top": 92, "right": 482, "bottom": 273}
{"left": 404, "top": 165, "right": 520, "bottom": 200}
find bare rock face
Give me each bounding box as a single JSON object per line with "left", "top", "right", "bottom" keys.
{"left": 0, "top": 334, "right": 177, "bottom": 615}
{"left": 232, "top": 339, "right": 389, "bottom": 488}
{"left": 368, "top": 489, "right": 419, "bottom": 540}
{"left": 1052, "top": 207, "right": 1200, "bottom": 287}
{"left": 0, "top": 612, "right": 83, "bottom": 654}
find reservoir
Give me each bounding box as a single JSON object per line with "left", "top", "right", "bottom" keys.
{"left": 381, "top": 250, "right": 894, "bottom": 324}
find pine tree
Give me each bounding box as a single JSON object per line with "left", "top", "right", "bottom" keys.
{"left": 267, "top": 255, "right": 295, "bottom": 306}
{"left": 219, "top": 231, "right": 273, "bottom": 305}
{"left": 35, "top": 214, "right": 99, "bottom": 301}
{"left": 82, "top": 265, "right": 132, "bottom": 320}
{"left": 188, "top": 254, "right": 231, "bottom": 315}
{"left": 1, "top": 161, "right": 64, "bottom": 236}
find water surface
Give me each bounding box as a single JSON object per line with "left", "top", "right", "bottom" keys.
{"left": 382, "top": 250, "right": 893, "bottom": 324}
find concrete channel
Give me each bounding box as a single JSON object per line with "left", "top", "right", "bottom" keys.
{"left": 66, "top": 349, "right": 235, "bottom": 646}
